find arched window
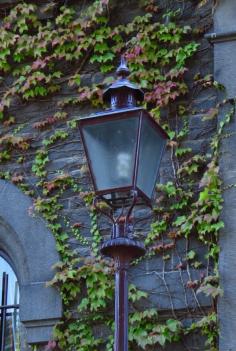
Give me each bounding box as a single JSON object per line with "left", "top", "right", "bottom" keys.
{"left": 0, "top": 255, "right": 20, "bottom": 351}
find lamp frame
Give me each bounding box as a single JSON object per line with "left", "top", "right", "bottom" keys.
{"left": 79, "top": 106, "right": 168, "bottom": 207}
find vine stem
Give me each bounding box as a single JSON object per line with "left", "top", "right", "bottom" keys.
{"left": 185, "top": 238, "right": 206, "bottom": 316}
{"left": 174, "top": 245, "right": 191, "bottom": 314}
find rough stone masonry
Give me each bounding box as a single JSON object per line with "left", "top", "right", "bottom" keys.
{"left": 0, "top": 0, "right": 220, "bottom": 350}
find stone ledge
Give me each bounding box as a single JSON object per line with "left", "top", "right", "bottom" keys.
{"left": 20, "top": 282, "right": 62, "bottom": 323}
{"left": 23, "top": 321, "right": 59, "bottom": 344}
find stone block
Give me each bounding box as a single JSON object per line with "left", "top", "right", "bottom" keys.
{"left": 215, "top": 42, "right": 236, "bottom": 98}
{"left": 189, "top": 114, "right": 217, "bottom": 140}
{"left": 129, "top": 267, "right": 211, "bottom": 310}
{"left": 215, "top": 0, "right": 236, "bottom": 32}
{"left": 20, "top": 282, "right": 62, "bottom": 322}
{"left": 192, "top": 91, "right": 217, "bottom": 111}
{"left": 47, "top": 155, "right": 82, "bottom": 173}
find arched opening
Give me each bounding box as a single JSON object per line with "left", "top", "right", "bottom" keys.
{"left": 0, "top": 255, "right": 20, "bottom": 351}
{"left": 0, "top": 180, "right": 62, "bottom": 347}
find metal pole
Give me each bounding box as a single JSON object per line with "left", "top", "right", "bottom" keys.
{"left": 114, "top": 255, "right": 129, "bottom": 351}
{"left": 101, "top": 216, "right": 145, "bottom": 351}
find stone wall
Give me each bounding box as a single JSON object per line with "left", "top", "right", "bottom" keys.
{"left": 0, "top": 0, "right": 217, "bottom": 350}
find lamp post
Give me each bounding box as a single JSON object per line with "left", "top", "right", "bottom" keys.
{"left": 79, "top": 57, "right": 168, "bottom": 351}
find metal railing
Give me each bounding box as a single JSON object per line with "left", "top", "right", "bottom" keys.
{"left": 0, "top": 273, "right": 19, "bottom": 351}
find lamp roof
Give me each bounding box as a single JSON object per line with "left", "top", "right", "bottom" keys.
{"left": 103, "top": 56, "right": 144, "bottom": 105}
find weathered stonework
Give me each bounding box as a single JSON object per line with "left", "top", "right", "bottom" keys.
{"left": 0, "top": 0, "right": 218, "bottom": 349}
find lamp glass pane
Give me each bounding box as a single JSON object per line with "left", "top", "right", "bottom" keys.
{"left": 137, "top": 115, "right": 166, "bottom": 198}
{"left": 82, "top": 114, "right": 139, "bottom": 191}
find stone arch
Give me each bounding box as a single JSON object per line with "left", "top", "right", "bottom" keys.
{"left": 0, "top": 180, "right": 62, "bottom": 345}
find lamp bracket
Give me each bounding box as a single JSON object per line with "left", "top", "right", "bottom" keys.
{"left": 93, "top": 191, "right": 152, "bottom": 242}
{"left": 93, "top": 190, "right": 138, "bottom": 230}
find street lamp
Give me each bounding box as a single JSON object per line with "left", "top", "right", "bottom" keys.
{"left": 79, "top": 57, "right": 168, "bottom": 351}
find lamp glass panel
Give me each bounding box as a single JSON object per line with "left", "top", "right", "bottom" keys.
{"left": 137, "top": 115, "right": 166, "bottom": 198}
{"left": 82, "top": 114, "right": 139, "bottom": 191}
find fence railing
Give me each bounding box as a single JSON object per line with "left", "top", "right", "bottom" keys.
{"left": 0, "top": 272, "right": 19, "bottom": 351}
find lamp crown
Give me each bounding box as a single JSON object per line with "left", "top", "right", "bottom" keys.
{"left": 103, "top": 55, "right": 144, "bottom": 110}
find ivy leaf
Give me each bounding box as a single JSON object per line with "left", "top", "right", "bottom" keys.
{"left": 166, "top": 319, "right": 181, "bottom": 332}
{"left": 155, "top": 334, "right": 166, "bottom": 346}
{"left": 187, "top": 250, "right": 196, "bottom": 260}
{"left": 94, "top": 42, "right": 109, "bottom": 53}
{"left": 174, "top": 215, "right": 186, "bottom": 226}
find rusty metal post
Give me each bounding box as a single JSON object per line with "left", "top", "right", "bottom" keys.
{"left": 114, "top": 255, "right": 129, "bottom": 351}
{"left": 101, "top": 220, "right": 145, "bottom": 351}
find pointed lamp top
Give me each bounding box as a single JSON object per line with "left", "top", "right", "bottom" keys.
{"left": 103, "top": 56, "right": 144, "bottom": 109}
{"left": 116, "top": 55, "right": 130, "bottom": 78}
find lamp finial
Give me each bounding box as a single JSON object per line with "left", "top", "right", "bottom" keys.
{"left": 116, "top": 56, "right": 130, "bottom": 78}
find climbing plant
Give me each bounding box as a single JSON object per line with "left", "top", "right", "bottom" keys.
{"left": 0, "top": 0, "right": 227, "bottom": 350}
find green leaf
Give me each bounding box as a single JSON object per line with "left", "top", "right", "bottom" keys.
{"left": 174, "top": 215, "right": 186, "bottom": 226}
{"left": 166, "top": 319, "right": 181, "bottom": 332}
{"left": 187, "top": 250, "right": 196, "bottom": 260}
